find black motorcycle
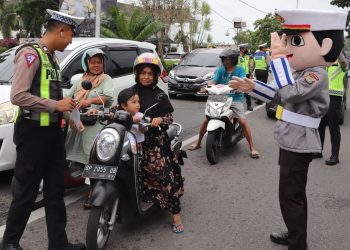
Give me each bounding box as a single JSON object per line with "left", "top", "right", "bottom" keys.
{"left": 82, "top": 94, "right": 187, "bottom": 250}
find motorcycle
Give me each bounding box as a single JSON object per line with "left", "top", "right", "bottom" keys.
{"left": 82, "top": 93, "right": 187, "bottom": 250}
{"left": 199, "top": 84, "right": 244, "bottom": 164}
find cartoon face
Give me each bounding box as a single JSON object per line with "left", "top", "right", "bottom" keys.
{"left": 284, "top": 32, "right": 331, "bottom": 71}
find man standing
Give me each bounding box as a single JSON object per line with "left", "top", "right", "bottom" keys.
{"left": 253, "top": 43, "right": 270, "bottom": 105}
{"left": 238, "top": 43, "right": 253, "bottom": 111}
{"left": 317, "top": 51, "right": 349, "bottom": 165}
{"left": 1, "top": 10, "right": 86, "bottom": 250}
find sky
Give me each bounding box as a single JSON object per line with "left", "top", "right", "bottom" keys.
{"left": 119, "top": 0, "right": 348, "bottom": 44}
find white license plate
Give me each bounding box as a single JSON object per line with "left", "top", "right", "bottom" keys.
{"left": 82, "top": 164, "right": 118, "bottom": 181}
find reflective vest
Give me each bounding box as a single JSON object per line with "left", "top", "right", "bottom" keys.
{"left": 327, "top": 64, "right": 345, "bottom": 97}
{"left": 15, "top": 43, "right": 62, "bottom": 126}
{"left": 254, "top": 51, "right": 268, "bottom": 70}
{"left": 238, "top": 55, "right": 250, "bottom": 75}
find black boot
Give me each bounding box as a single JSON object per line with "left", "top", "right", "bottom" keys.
{"left": 325, "top": 155, "right": 339, "bottom": 165}
{"left": 270, "top": 231, "right": 289, "bottom": 245}
{"left": 312, "top": 152, "right": 323, "bottom": 159}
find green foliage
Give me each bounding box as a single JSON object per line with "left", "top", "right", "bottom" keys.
{"left": 233, "top": 30, "right": 253, "bottom": 47}
{"left": 101, "top": 6, "right": 164, "bottom": 41}
{"left": 0, "top": 46, "right": 7, "bottom": 54}
{"left": 331, "top": 0, "right": 350, "bottom": 37}
{"left": 16, "top": 0, "right": 58, "bottom": 37}
{"left": 170, "top": 46, "right": 178, "bottom": 52}
{"left": 0, "top": 4, "right": 17, "bottom": 38}
{"left": 162, "top": 59, "right": 178, "bottom": 73}
{"left": 250, "top": 13, "right": 281, "bottom": 51}
{"left": 191, "top": 0, "right": 212, "bottom": 48}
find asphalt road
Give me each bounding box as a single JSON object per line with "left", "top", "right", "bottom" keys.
{"left": 1, "top": 96, "right": 350, "bottom": 250}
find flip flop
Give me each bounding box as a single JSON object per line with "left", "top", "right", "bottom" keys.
{"left": 188, "top": 143, "right": 201, "bottom": 151}
{"left": 250, "top": 150, "right": 260, "bottom": 159}
{"left": 172, "top": 222, "right": 185, "bottom": 234}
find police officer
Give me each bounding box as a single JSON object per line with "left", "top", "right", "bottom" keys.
{"left": 253, "top": 43, "right": 270, "bottom": 105}
{"left": 229, "top": 9, "right": 346, "bottom": 250}
{"left": 238, "top": 43, "right": 253, "bottom": 111}
{"left": 317, "top": 51, "right": 349, "bottom": 165}
{"left": 1, "top": 10, "right": 86, "bottom": 250}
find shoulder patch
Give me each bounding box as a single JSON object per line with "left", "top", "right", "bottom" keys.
{"left": 24, "top": 53, "right": 38, "bottom": 67}
{"left": 303, "top": 72, "right": 319, "bottom": 84}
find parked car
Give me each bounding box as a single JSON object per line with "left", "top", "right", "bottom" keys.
{"left": 0, "top": 38, "right": 168, "bottom": 172}
{"left": 168, "top": 48, "right": 224, "bottom": 97}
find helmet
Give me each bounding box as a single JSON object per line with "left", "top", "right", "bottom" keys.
{"left": 258, "top": 42, "right": 268, "bottom": 48}
{"left": 81, "top": 48, "right": 107, "bottom": 72}
{"left": 133, "top": 53, "right": 162, "bottom": 75}
{"left": 219, "top": 49, "right": 240, "bottom": 65}
{"left": 238, "top": 43, "right": 249, "bottom": 49}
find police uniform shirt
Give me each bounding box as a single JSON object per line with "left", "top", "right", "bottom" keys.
{"left": 10, "top": 40, "right": 59, "bottom": 113}
{"left": 273, "top": 66, "right": 330, "bottom": 153}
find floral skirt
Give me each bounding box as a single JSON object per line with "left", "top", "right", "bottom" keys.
{"left": 138, "top": 129, "right": 184, "bottom": 214}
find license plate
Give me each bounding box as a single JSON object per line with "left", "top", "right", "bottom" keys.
{"left": 83, "top": 164, "right": 118, "bottom": 181}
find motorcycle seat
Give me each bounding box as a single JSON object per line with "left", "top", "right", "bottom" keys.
{"left": 167, "top": 125, "right": 178, "bottom": 141}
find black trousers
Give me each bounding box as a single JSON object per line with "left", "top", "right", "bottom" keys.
{"left": 245, "top": 74, "right": 252, "bottom": 107}
{"left": 255, "top": 69, "right": 268, "bottom": 83}
{"left": 318, "top": 95, "right": 342, "bottom": 157}
{"left": 2, "top": 119, "right": 68, "bottom": 248}
{"left": 279, "top": 149, "right": 313, "bottom": 250}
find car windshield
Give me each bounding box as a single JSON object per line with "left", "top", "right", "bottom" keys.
{"left": 0, "top": 48, "right": 73, "bottom": 84}
{"left": 0, "top": 48, "right": 16, "bottom": 83}
{"left": 179, "top": 52, "right": 221, "bottom": 67}
{"left": 166, "top": 54, "right": 181, "bottom": 59}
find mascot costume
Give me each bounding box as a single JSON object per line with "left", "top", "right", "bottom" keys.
{"left": 229, "top": 9, "right": 347, "bottom": 250}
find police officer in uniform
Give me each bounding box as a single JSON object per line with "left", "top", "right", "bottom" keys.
{"left": 253, "top": 43, "right": 270, "bottom": 105}
{"left": 229, "top": 9, "right": 346, "bottom": 250}
{"left": 317, "top": 52, "right": 349, "bottom": 165}
{"left": 1, "top": 10, "right": 86, "bottom": 250}
{"left": 238, "top": 43, "right": 253, "bottom": 111}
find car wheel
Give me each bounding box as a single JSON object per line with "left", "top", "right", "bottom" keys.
{"left": 169, "top": 93, "right": 177, "bottom": 98}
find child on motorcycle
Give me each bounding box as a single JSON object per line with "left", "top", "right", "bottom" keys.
{"left": 132, "top": 53, "right": 185, "bottom": 234}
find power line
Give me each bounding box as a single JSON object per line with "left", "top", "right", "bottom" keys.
{"left": 238, "top": 0, "right": 267, "bottom": 14}
{"left": 197, "top": 0, "right": 233, "bottom": 24}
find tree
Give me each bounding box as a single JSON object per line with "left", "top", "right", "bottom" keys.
{"left": 330, "top": 0, "right": 350, "bottom": 37}
{"left": 191, "top": 0, "right": 212, "bottom": 48}
{"left": 101, "top": 7, "right": 164, "bottom": 41}
{"left": 16, "top": 0, "right": 58, "bottom": 37}
{"left": 250, "top": 13, "right": 281, "bottom": 52}
{"left": 233, "top": 30, "right": 252, "bottom": 47}
{"left": 0, "top": 4, "right": 17, "bottom": 38}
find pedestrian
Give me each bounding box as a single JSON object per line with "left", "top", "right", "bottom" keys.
{"left": 188, "top": 49, "right": 260, "bottom": 158}
{"left": 64, "top": 48, "right": 114, "bottom": 209}
{"left": 238, "top": 43, "right": 254, "bottom": 111}
{"left": 253, "top": 43, "right": 270, "bottom": 105}
{"left": 229, "top": 9, "right": 346, "bottom": 250}
{"left": 316, "top": 51, "right": 349, "bottom": 165}
{"left": 132, "top": 53, "right": 185, "bottom": 234}
{"left": 1, "top": 9, "right": 86, "bottom": 250}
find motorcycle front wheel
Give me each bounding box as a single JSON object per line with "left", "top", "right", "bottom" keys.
{"left": 86, "top": 199, "right": 119, "bottom": 250}
{"left": 206, "top": 130, "right": 220, "bottom": 164}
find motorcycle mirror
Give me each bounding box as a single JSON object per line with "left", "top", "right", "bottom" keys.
{"left": 82, "top": 80, "right": 92, "bottom": 90}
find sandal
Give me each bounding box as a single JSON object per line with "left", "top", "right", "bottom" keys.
{"left": 188, "top": 142, "right": 201, "bottom": 151}
{"left": 250, "top": 150, "right": 260, "bottom": 159}
{"left": 172, "top": 222, "right": 185, "bottom": 234}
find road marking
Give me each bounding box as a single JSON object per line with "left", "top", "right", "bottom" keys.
{"left": 182, "top": 103, "right": 266, "bottom": 147}
{"left": 0, "top": 186, "right": 88, "bottom": 239}
{"left": 0, "top": 104, "right": 266, "bottom": 234}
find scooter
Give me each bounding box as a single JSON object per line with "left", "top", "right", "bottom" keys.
{"left": 82, "top": 93, "right": 187, "bottom": 250}
{"left": 199, "top": 84, "right": 244, "bottom": 164}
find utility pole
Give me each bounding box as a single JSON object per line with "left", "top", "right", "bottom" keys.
{"left": 95, "top": 0, "right": 101, "bottom": 38}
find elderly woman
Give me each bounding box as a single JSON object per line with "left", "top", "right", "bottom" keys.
{"left": 64, "top": 48, "right": 114, "bottom": 208}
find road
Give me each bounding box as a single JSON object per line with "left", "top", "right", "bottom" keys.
{"left": 1, "top": 96, "right": 350, "bottom": 250}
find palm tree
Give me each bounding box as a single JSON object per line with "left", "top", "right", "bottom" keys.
{"left": 101, "top": 7, "right": 164, "bottom": 41}
{"left": 0, "top": 4, "right": 17, "bottom": 38}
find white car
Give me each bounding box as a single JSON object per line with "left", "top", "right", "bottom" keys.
{"left": 0, "top": 38, "right": 168, "bottom": 172}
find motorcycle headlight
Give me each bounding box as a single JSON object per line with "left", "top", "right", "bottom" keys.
{"left": 203, "top": 72, "right": 214, "bottom": 81}
{"left": 0, "top": 102, "right": 17, "bottom": 125}
{"left": 169, "top": 70, "right": 175, "bottom": 79}
{"left": 96, "top": 128, "right": 120, "bottom": 162}
{"left": 211, "top": 107, "right": 221, "bottom": 118}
